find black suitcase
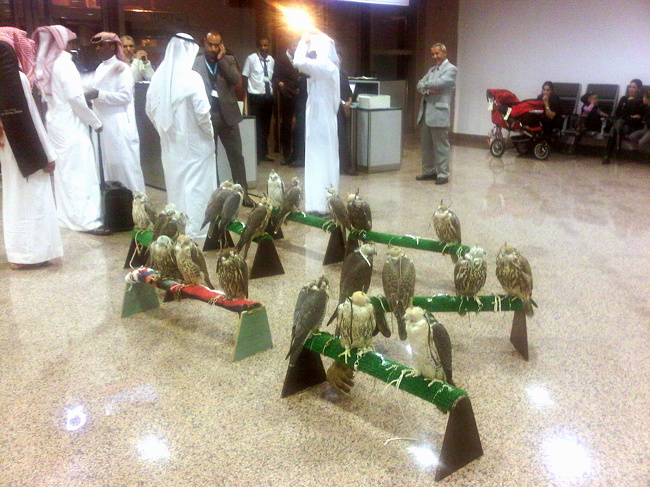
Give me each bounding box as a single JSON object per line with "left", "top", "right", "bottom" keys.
{"left": 96, "top": 131, "right": 134, "bottom": 232}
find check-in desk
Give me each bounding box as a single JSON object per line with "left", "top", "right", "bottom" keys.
{"left": 352, "top": 106, "right": 403, "bottom": 173}
{"left": 134, "top": 82, "right": 257, "bottom": 190}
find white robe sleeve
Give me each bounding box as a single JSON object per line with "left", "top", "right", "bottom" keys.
{"left": 58, "top": 57, "right": 102, "bottom": 130}
{"left": 20, "top": 72, "right": 57, "bottom": 163}
{"left": 293, "top": 37, "right": 337, "bottom": 79}
{"left": 189, "top": 74, "right": 214, "bottom": 138}
{"left": 96, "top": 67, "right": 134, "bottom": 106}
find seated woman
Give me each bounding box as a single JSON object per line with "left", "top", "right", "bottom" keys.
{"left": 603, "top": 79, "right": 645, "bottom": 164}
{"left": 537, "top": 81, "right": 563, "bottom": 134}
{"left": 628, "top": 87, "right": 650, "bottom": 150}
{"left": 571, "top": 92, "right": 609, "bottom": 152}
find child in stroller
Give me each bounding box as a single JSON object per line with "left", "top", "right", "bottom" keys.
{"left": 486, "top": 89, "right": 551, "bottom": 160}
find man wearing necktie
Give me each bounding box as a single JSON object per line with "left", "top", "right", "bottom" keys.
{"left": 193, "top": 30, "right": 252, "bottom": 206}
{"left": 416, "top": 43, "right": 457, "bottom": 185}
{"left": 242, "top": 37, "right": 275, "bottom": 163}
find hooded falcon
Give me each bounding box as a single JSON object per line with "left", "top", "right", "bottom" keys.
{"left": 382, "top": 245, "right": 416, "bottom": 341}
{"left": 496, "top": 243, "right": 536, "bottom": 317}
{"left": 405, "top": 306, "right": 453, "bottom": 385}
{"left": 132, "top": 191, "right": 157, "bottom": 231}
{"left": 267, "top": 169, "right": 285, "bottom": 208}
{"left": 454, "top": 246, "right": 487, "bottom": 298}
{"left": 335, "top": 291, "right": 376, "bottom": 362}
{"left": 347, "top": 190, "right": 372, "bottom": 233}
{"left": 174, "top": 234, "right": 214, "bottom": 288}
{"left": 202, "top": 180, "right": 234, "bottom": 230}
{"left": 432, "top": 200, "right": 462, "bottom": 263}
{"left": 213, "top": 183, "right": 244, "bottom": 243}
{"left": 147, "top": 235, "right": 183, "bottom": 280}
{"left": 327, "top": 242, "right": 376, "bottom": 326}
{"left": 235, "top": 197, "right": 273, "bottom": 260}
{"left": 274, "top": 177, "right": 302, "bottom": 233}
{"left": 216, "top": 250, "right": 249, "bottom": 299}
{"left": 286, "top": 275, "right": 331, "bottom": 366}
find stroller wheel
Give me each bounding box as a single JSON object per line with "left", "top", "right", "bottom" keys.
{"left": 490, "top": 138, "right": 506, "bottom": 157}
{"left": 515, "top": 141, "right": 529, "bottom": 155}
{"left": 533, "top": 141, "right": 550, "bottom": 160}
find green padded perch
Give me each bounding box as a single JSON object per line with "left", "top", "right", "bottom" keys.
{"left": 132, "top": 223, "right": 271, "bottom": 249}
{"left": 304, "top": 332, "right": 467, "bottom": 412}
{"left": 284, "top": 212, "right": 470, "bottom": 257}
{"left": 370, "top": 294, "right": 524, "bottom": 315}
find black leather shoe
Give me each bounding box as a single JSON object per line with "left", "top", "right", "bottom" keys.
{"left": 435, "top": 177, "right": 449, "bottom": 185}
{"left": 415, "top": 173, "right": 437, "bottom": 181}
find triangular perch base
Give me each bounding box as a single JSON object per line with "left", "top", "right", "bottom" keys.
{"left": 510, "top": 310, "right": 529, "bottom": 361}
{"left": 280, "top": 348, "right": 327, "bottom": 398}
{"left": 323, "top": 226, "right": 346, "bottom": 265}
{"left": 250, "top": 237, "right": 285, "bottom": 279}
{"left": 435, "top": 395, "right": 484, "bottom": 481}
{"left": 203, "top": 221, "right": 236, "bottom": 252}
{"left": 233, "top": 306, "right": 274, "bottom": 361}
{"left": 121, "top": 282, "right": 160, "bottom": 318}
{"left": 124, "top": 237, "right": 149, "bottom": 269}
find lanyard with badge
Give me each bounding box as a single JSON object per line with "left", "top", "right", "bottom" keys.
{"left": 206, "top": 59, "right": 219, "bottom": 99}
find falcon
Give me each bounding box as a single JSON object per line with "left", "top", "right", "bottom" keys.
{"left": 132, "top": 191, "right": 157, "bottom": 231}
{"left": 202, "top": 180, "right": 234, "bottom": 230}
{"left": 335, "top": 291, "right": 376, "bottom": 362}
{"left": 326, "top": 185, "right": 351, "bottom": 239}
{"left": 147, "top": 235, "right": 182, "bottom": 281}
{"left": 454, "top": 246, "right": 487, "bottom": 298}
{"left": 213, "top": 183, "right": 244, "bottom": 243}
{"left": 432, "top": 200, "right": 462, "bottom": 263}
{"left": 216, "top": 250, "right": 249, "bottom": 299}
{"left": 405, "top": 306, "right": 453, "bottom": 385}
{"left": 286, "top": 275, "right": 330, "bottom": 366}
{"left": 326, "top": 242, "right": 376, "bottom": 326}
{"left": 267, "top": 169, "right": 285, "bottom": 208}
{"left": 174, "top": 234, "right": 214, "bottom": 288}
{"left": 152, "top": 204, "right": 188, "bottom": 243}
{"left": 347, "top": 190, "right": 372, "bottom": 233}
{"left": 235, "top": 197, "right": 273, "bottom": 260}
{"left": 274, "top": 177, "right": 302, "bottom": 233}
{"left": 382, "top": 245, "right": 416, "bottom": 340}
{"left": 496, "top": 243, "right": 537, "bottom": 317}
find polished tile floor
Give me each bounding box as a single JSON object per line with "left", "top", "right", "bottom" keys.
{"left": 1, "top": 141, "right": 649, "bottom": 486}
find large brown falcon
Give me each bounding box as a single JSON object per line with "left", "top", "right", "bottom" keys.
{"left": 148, "top": 235, "right": 183, "bottom": 280}
{"left": 213, "top": 183, "right": 244, "bottom": 243}
{"left": 174, "top": 234, "right": 214, "bottom": 288}
{"left": 335, "top": 291, "right": 376, "bottom": 362}
{"left": 216, "top": 250, "right": 249, "bottom": 299}
{"left": 432, "top": 200, "right": 462, "bottom": 263}
{"left": 152, "top": 204, "right": 188, "bottom": 243}
{"left": 202, "top": 180, "right": 234, "bottom": 230}
{"left": 326, "top": 185, "right": 351, "bottom": 239}
{"left": 132, "top": 191, "right": 157, "bottom": 231}
{"left": 286, "top": 275, "right": 330, "bottom": 366}
{"left": 347, "top": 190, "right": 372, "bottom": 233}
{"left": 274, "top": 177, "right": 302, "bottom": 233}
{"left": 382, "top": 245, "right": 416, "bottom": 341}
{"left": 235, "top": 197, "right": 273, "bottom": 260}
{"left": 496, "top": 243, "right": 537, "bottom": 317}
{"left": 454, "top": 246, "right": 487, "bottom": 298}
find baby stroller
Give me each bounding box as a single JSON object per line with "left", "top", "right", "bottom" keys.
{"left": 486, "top": 89, "right": 551, "bottom": 160}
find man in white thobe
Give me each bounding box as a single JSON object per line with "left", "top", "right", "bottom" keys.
{"left": 121, "top": 35, "right": 155, "bottom": 82}
{"left": 292, "top": 32, "right": 340, "bottom": 215}
{"left": 0, "top": 27, "right": 63, "bottom": 268}
{"left": 86, "top": 31, "right": 145, "bottom": 194}
{"left": 33, "top": 25, "right": 109, "bottom": 235}
{"left": 146, "top": 33, "right": 216, "bottom": 239}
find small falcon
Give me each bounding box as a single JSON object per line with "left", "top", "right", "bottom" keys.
{"left": 152, "top": 204, "right": 188, "bottom": 243}
{"left": 213, "top": 183, "right": 244, "bottom": 243}
{"left": 132, "top": 191, "right": 157, "bottom": 231}
{"left": 432, "top": 200, "right": 462, "bottom": 263}
{"left": 326, "top": 185, "right": 351, "bottom": 239}
{"left": 454, "top": 246, "right": 487, "bottom": 298}
{"left": 382, "top": 245, "right": 416, "bottom": 341}
{"left": 405, "top": 306, "right": 453, "bottom": 385}
{"left": 202, "top": 180, "right": 234, "bottom": 230}
{"left": 335, "top": 291, "right": 376, "bottom": 362}
{"left": 347, "top": 190, "right": 372, "bottom": 233}
{"left": 274, "top": 177, "right": 302, "bottom": 233}
{"left": 147, "top": 235, "right": 183, "bottom": 281}
{"left": 267, "top": 169, "right": 285, "bottom": 208}
{"left": 235, "top": 197, "right": 273, "bottom": 260}
{"left": 216, "top": 250, "right": 249, "bottom": 299}
{"left": 286, "top": 275, "right": 330, "bottom": 366}
{"left": 496, "top": 243, "right": 537, "bottom": 317}
{"left": 174, "top": 234, "right": 214, "bottom": 288}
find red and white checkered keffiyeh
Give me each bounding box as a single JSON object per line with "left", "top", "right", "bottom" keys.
{"left": 32, "top": 25, "right": 77, "bottom": 97}
{"left": 0, "top": 27, "right": 36, "bottom": 87}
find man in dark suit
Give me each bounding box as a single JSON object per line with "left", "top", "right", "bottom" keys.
{"left": 193, "top": 30, "right": 252, "bottom": 205}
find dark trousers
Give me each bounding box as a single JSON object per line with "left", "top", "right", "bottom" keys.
{"left": 279, "top": 93, "right": 295, "bottom": 160}
{"left": 248, "top": 93, "right": 274, "bottom": 160}
{"left": 290, "top": 102, "right": 306, "bottom": 164}
{"left": 212, "top": 106, "right": 247, "bottom": 191}
{"left": 338, "top": 106, "right": 353, "bottom": 172}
